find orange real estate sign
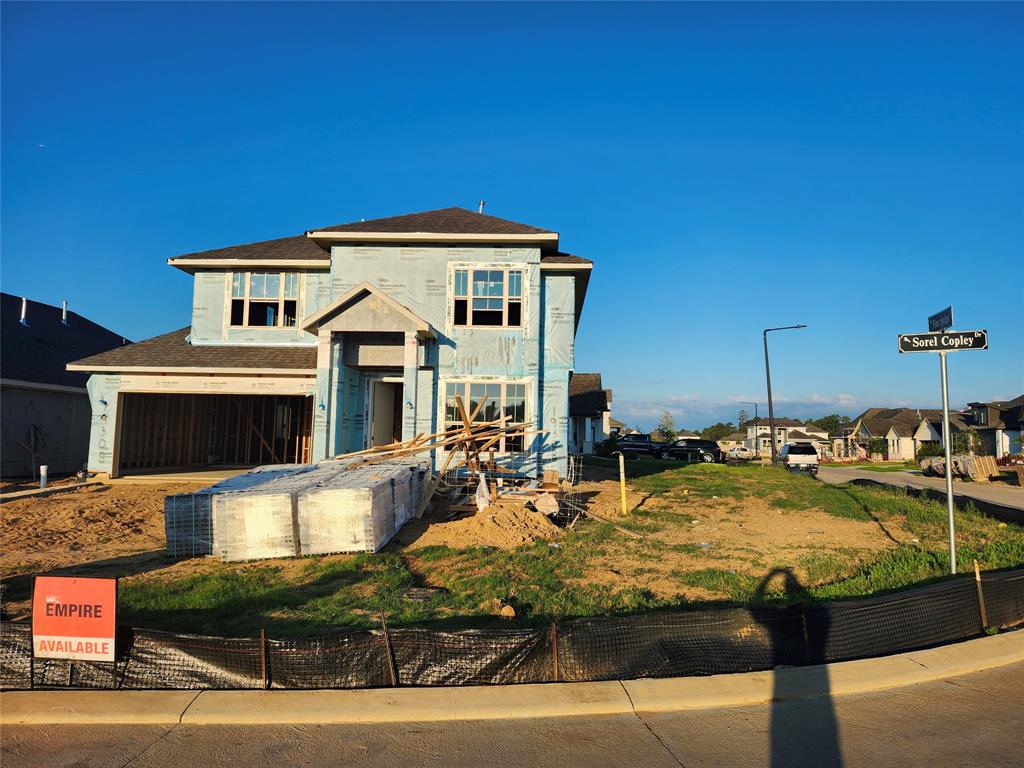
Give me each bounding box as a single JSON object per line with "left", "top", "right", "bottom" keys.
{"left": 32, "top": 576, "right": 117, "bottom": 662}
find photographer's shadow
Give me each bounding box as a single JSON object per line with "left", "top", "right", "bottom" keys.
{"left": 752, "top": 568, "right": 844, "bottom": 768}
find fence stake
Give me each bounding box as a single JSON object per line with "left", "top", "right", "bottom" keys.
{"left": 380, "top": 610, "right": 399, "bottom": 687}
{"left": 973, "top": 559, "right": 989, "bottom": 631}
{"left": 260, "top": 628, "right": 269, "bottom": 689}
{"left": 550, "top": 622, "right": 559, "bottom": 682}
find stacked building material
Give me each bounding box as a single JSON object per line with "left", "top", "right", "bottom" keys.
{"left": 164, "top": 460, "right": 428, "bottom": 561}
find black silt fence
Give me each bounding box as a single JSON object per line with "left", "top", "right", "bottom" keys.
{"left": 2, "top": 568, "right": 1021, "bottom": 690}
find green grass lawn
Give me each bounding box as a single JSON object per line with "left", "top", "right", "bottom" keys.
{"left": 117, "top": 464, "right": 1024, "bottom": 638}
{"left": 841, "top": 462, "right": 920, "bottom": 473}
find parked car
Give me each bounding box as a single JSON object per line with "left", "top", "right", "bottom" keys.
{"left": 654, "top": 438, "right": 725, "bottom": 463}
{"left": 780, "top": 443, "right": 819, "bottom": 474}
{"left": 616, "top": 433, "right": 660, "bottom": 457}
{"left": 728, "top": 446, "right": 755, "bottom": 460}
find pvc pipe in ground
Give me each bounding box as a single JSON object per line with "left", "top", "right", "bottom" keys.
{"left": 39, "top": 465, "right": 48, "bottom": 489}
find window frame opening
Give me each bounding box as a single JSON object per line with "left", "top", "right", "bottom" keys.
{"left": 230, "top": 271, "right": 300, "bottom": 328}
{"left": 452, "top": 268, "right": 523, "bottom": 329}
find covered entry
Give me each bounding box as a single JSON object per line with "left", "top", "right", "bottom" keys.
{"left": 116, "top": 393, "right": 313, "bottom": 475}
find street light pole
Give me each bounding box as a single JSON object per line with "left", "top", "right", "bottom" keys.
{"left": 763, "top": 325, "right": 807, "bottom": 464}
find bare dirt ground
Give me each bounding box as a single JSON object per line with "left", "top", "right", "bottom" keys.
{"left": 1, "top": 467, "right": 913, "bottom": 618}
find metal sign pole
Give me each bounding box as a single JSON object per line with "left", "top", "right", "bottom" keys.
{"left": 939, "top": 351, "right": 957, "bottom": 574}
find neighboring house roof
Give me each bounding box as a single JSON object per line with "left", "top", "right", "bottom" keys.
{"left": 168, "top": 208, "right": 587, "bottom": 266}
{"left": 853, "top": 407, "right": 939, "bottom": 438}
{"left": 312, "top": 207, "right": 555, "bottom": 235}
{"left": 609, "top": 417, "right": 626, "bottom": 430}
{"left": 720, "top": 432, "right": 747, "bottom": 442}
{"left": 748, "top": 418, "right": 805, "bottom": 428}
{"left": 569, "top": 372, "right": 610, "bottom": 417}
{"left": 787, "top": 430, "right": 824, "bottom": 442}
{"left": 676, "top": 430, "right": 700, "bottom": 438}
{"left": 1, "top": 293, "right": 127, "bottom": 389}
{"left": 68, "top": 327, "right": 317, "bottom": 372}
{"left": 967, "top": 395, "right": 1024, "bottom": 431}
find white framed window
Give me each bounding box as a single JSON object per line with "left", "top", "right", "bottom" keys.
{"left": 442, "top": 380, "right": 528, "bottom": 452}
{"left": 230, "top": 272, "right": 299, "bottom": 328}
{"left": 452, "top": 268, "right": 523, "bottom": 328}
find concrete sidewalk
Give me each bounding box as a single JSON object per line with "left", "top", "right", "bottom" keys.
{"left": 819, "top": 465, "right": 1024, "bottom": 510}
{"left": 3, "top": 630, "right": 1020, "bottom": 725}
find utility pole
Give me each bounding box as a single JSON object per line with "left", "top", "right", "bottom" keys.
{"left": 763, "top": 325, "right": 807, "bottom": 464}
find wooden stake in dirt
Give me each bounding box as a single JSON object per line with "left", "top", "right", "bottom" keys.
{"left": 550, "top": 622, "right": 559, "bottom": 682}
{"left": 973, "top": 558, "right": 989, "bottom": 631}
{"left": 614, "top": 451, "right": 628, "bottom": 515}
{"left": 260, "top": 628, "right": 269, "bottom": 689}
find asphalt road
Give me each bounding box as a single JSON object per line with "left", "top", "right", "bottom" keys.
{"left": 818, "top": 465, "right": 1024, "bottom": 510}
{"left": 4, "top": 662, "right": 1022, "bottom": 768}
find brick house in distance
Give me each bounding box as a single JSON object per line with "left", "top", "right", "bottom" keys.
{"left": 68, "top": 208, "right": 592, "bottom": 478}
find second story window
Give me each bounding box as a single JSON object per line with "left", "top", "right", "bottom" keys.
{"left": 453, "top": 269, "right": 522, "bottom": 327}
{"left": 230, "top": 272, "right": 299, "bottom": 328}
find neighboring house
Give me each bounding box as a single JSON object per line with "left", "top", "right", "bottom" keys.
{"left": 1, "top": 294, "right": 126, "bottom": 477}
{"left": 608, "top": 417, "right": 626, "bottom": 437}
{"left": 968, "top": 396, "right": 1024, "bottom": 458}
{"left": 743, "top": 418, "right": 828, "bottom": 455}
{"left": 68, "top": 207, "right": 592, "bottom": 478}
{"left": 675, "top": 429, "right": 700, "bottom": 440}
{"left": 717, "top": 431, "right": 747, "bottom": 453}
{"left": 836, "top": 407, "right": 969, "bottom": 460}
{"left": 568, "top": 372, "right": 612, "bottom": 454}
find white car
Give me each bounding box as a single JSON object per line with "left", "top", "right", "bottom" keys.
{"left": 780, "top": 443, "right": 819, "bottom": 474}
{"left": 727, "top": 446, "right": 755, "bottom": 460}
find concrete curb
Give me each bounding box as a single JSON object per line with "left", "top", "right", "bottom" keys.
{"left": 2, "top": 631, "right": 1020, "bottom": 725}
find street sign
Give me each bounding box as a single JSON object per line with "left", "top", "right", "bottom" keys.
{"left": 897, "top": 329, "right": 988, "bottom": 354}
{"left": 32, "top": 576, "right": 117, "bottom": 662}
{"left": 928, "top": 306, "right": 953, "bottom": 332}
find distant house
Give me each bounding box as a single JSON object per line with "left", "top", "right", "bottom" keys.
{"left": 675, "top": 429, "right": 700, "bottom": 440}
{"left": 717, "top": 431, "right": 747, "bottom": 452}
{"left": 608, "top": 417, "right": 626, "bottom": 436}
{"left": 968, "top": 396, "right": 1024, "bottom": 458}
{"left": 743, "top": 418, "right": 828, "bottom": 455}
{"left": 837, "top": 407, "right": 969, "bottom": 461}
{"left": 568, "top": 372, "right": 612, "bottom": 454}
{"left": 1, "top": 294, "right": 126, "bottom": 477}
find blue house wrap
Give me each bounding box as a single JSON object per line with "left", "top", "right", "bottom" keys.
{"left": 68, "top": 208, "right": 592, "bottom": 478}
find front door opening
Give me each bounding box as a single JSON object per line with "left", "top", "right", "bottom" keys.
{"left": 370, "top": 381, "right": 403, "bottom": 447}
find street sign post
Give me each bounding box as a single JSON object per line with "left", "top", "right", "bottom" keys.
{"left": 928, "top": 306, "right": 953, "bottom": 332}
{"left": 897, "top": 330, "right": 988, "bottom": 354}
{"left": 898, "top": 313, "right": 988, "bottom": 575}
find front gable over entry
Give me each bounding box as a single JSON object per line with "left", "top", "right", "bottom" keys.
{"left": 302, "top": 282, "right": 436, "bottom": 338}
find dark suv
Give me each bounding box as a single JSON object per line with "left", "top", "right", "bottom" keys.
{"left": 654, "top": 438, "right": 725, "bottom": 463}
{"left": 616, "top": 433, "right": 660, "bottom": 457}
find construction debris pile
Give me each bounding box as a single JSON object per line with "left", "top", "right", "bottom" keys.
{"left": 920, "top": 454, "right": 1001, "bottom": 481}
{"left": 337, "top": 395, "right": 584, "bottom": 526}
{"left": 164, "top": 396, "right": 584, "bottom": 562}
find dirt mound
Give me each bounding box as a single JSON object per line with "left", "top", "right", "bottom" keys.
{"left": 399, "top": 499, "right": 563, "bottom": 550}
{"left": 1, "top": 481, "right": 207, "bottom": 576}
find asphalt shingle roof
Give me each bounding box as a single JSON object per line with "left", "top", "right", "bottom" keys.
{"left": 170, "top": 234, "right": 329, "bottom": 263}
{"left": 312, "top": 207, "right": 555, "bottom": 235}
{"left": 68, "top": 328, "right": 317, "bottom": 371}
{"left": 569, "top": 372, "right": 610, "bottom": 417}
{"left": 1, "top": 293, "right": 128, "bottom": 388}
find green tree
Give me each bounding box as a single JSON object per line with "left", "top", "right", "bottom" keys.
{"left": 738, "top": 409, "right": 749, "bottom": 428}
{"left": 701, "top": 422, "right": 737, "bottom": 442}
{"left": 653, "top": 410, "right": 677, "bottom": 442}
{"left": 810, "top": 414, "right": 853, "bottom": 437}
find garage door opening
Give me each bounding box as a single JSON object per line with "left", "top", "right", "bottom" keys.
{"left": 116, "top": 393, "right": 313, "bottom": 476}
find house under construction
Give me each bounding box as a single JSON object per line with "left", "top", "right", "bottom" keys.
{"left": 68, "top": 207, "right": 592, "bottom": 478}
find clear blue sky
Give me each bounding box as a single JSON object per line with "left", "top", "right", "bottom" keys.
{"left": 3, "top": 2, "right": 1021, "bottom": 430}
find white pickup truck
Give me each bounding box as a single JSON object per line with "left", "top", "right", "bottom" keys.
{"left": 779, "top": 443, "right": 819, "bottom": 475}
